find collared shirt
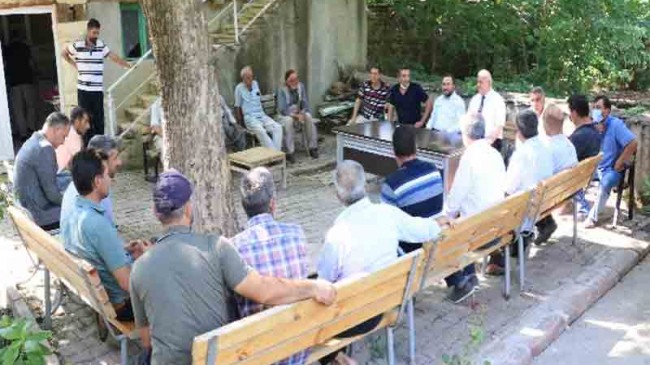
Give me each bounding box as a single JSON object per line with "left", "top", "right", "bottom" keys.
{"left": 599, "top": 115, "right": 635, "bottom": 172}
{"left": 381, "top": 159, "right": 443, "bottom": 218}
{"left": 388, "top": 83, "right": 428, "bottom": 124}
{"left": 56, "top": 128, "right": 82, "bottom": 171}
{"left": 234, "top": 80, "right": 267, "bottom": 118}
{"left": 427, "top": 92, "right": 466, "bottom": 132}
{"left": 317, "top": 198, "right": 440, "bottom": 282}
{"left": 231, "top": 213, "right": 309, "bottom": 365}
{"left": 545, "top": 134, "right": 578, "bottom": 173}
{"left": 529, "top": 105, "right": 548, "bottom": 138}
{"left": 61, "top": 196, "right": 129, "bottom": 304}
{"left": 468, "top": 89, "right": 506, "bottom": 139}
{"left": 506, "top": 136, "right": 554, "bottom": 195}
{"left": 358, "top": 80, "right": 390, "bottom": 119}
{"left": 61, "top": 182, "right": 114, "bottom": 226}
{"left": 67, "top": 39, "right": 110, "bottom": 92}
{"left": 569, "top": 123, "right": 602, "bottom": 161}
{"left": 446, "top": 139, "right": 506, "bottom": 218}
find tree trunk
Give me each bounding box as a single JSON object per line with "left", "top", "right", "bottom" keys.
{"left": 140, "top": 0, "right": 239, "bottom": 236}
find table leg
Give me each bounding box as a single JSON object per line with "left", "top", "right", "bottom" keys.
{"left": 282, "top": 158, "right": 287, "bottom": 189}
{"left": 336, "top": 134, "right": 344, "bottom": 163}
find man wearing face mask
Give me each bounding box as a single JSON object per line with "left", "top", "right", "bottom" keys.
{"left": 426, "top": 75, "right": 466, "bottom": 133}
{"left": 387, "top": 68, "right": 432, "bottom": 127}
{"left": 62, "top": 18, "right": 131, "bottom": 145}
{"left": 584, "top": 95, "right": 638, "bottom": 228}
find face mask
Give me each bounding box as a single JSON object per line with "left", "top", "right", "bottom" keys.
{"left": 591, "top": 109, "right": 603, "bottom": 123}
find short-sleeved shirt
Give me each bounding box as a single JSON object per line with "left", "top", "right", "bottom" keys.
{"left": 61, "top": 182, "right": 114, "bottom": 227}
{"left": 129, "top": 227, "right": 250, "bottom": 365}
{"left": 599, "top": 115, "right": 635, "bottom": 172}
{"left": 67, "top": 39, "right": 111, "bottom": 92}
{"left": 61, "top": 196, "right": 129, "bottom": 304}
{"left": 569, "top": 123, "right": 601, "bottom": 162}
{"left": 234, "top": 80, "right": 266, "bottom": 118}
{"left": 545, "top": 134, "right": 578, "bottom": 173}
{"left": 467, "top": 89, "right": 507, "bottom": 139}
{"left": 358, "top": 80, "right": 390, "bottom": 119}
{"left": 388, "top": 83, "right": 428, "bottom": 124}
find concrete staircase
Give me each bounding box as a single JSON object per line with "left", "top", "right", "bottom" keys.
{"left": 209, "top": 0, "right": 278, "bottom": 47}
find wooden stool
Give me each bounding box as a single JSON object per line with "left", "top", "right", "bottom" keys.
{"left": 228, "top": 147, "right": 287, "bottom": 188}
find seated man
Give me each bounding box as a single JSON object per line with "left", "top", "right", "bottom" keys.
{"left": 535, "top": 104, "right": 578, "bottom": 245}
{"left": 426, "top": 74, "right": 466, "bottom": 133}
{"left": 62, "top": 150, "right": 148, "bottom": 321}
{"left": 129, "top": 170, "right": 336, "bottom": 365}
{"left": 318, "top": 160, "right": 445, "bottom": 365}
{"left": 219, "top": 94, "right": 247, "bottom": 152}
{"left": 13, "top": 112, "right": 71, "bottom": 230}
{"left": 232, "top": 167, "right": 310, "bottom": 365}
{"left": 61, "top": 135, "right": 122, "bottom": 226}
{"left": 234, "top": 66, "right": 283, "bottom": 150}
{"left": 445, "top": 114, "right": 506, "bottom": 301}
{"left": 348, "top": 66, "right": 390, "bottom": 125}
{"left": 585, "top": 95, "right": 638, "bottom": 228}
{"left": 55, "top": 106, "right": 91, "bottom": 190}
{"left": 278, "top": 69, "right": 319, "bottom": 163}
{"left": 386, "top": 68, "right": 432, "bottom": 127}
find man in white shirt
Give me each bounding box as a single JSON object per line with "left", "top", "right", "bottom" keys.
{"left": 529, "top": 86, "right": 548, "bottom": 138}
{"left": 445, "top": 113, "right": 506, "bottom": 300}
{"left": 427, "top": 75, "right": 466, "bottom": 133}
{"left": 468, "top": 69, "right": 506, "bottom": 152}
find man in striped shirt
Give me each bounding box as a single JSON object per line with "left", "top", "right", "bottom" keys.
{"left": 62, "top": 19, "right": 131, "bottom": 145}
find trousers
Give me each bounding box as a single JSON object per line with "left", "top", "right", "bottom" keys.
{"left": 78, "top": 90, "right": 105, "bottom": 146}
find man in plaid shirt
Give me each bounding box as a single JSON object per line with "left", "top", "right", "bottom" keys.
{"left": 232, "top": 167, "right": 311, "bottom": 365}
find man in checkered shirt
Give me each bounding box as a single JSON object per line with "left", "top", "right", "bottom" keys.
{"left": 232, "top": 167, "right": 310, "bottom": 365}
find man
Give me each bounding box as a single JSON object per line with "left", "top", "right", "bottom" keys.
{"left": 278, "top": 69, "right": 319, "bottom": 162}
{"left": 529, "top": 87, "right": 548, "bottom": 138}
{"left": 318, "top": 160, "right": 444, "bottom": 365}
{"left": 534, "top": 104, "right": 578, "bottom": 245}
{"left": 234, "top": 66, "right": 283, "bottom": 150}
{"left": 56, "top": 107, "right": 91, "bottom": 172}
{"left": 381, "top": 125, "right": 444, "bottom": 254}
{"left": 386, "top": 68, "right": 432, "bottom": 127}
{"left": 426, "top": 75, "right": 466, "bottom": 133}
{"left": 13, "top": 112, "right": 71, "bottom": 230}
{"left": 348, "top": 66, "right": 390, "bottom": 125}
{"left": 5, "top": 31, "right": 38, "bottom": 139}
{"left": 467, "top": 70, "right": 506, "bottom": 152}
{"left": 445, "top": 114, "right": 506, "bottom": 300}
{"left": 129, "top": 170, "right": 336, "bottom": 365}
{"left": 232, "top": 167, "right": 310, "bottom": 365}
{"left": 61, "top": 135, "right": 122, "bottom": 226}
{"left": 62, "top": 19, "right": 131, "bottom": 145}
{"left": 62, "top": 150, "right": 147, "bottom": 321}
{"left": 585, "top": 95, "right": 638, "bottom": 228}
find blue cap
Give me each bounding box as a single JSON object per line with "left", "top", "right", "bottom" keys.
{"left": 153, "top": 169, "right": 193, "bottom": 214}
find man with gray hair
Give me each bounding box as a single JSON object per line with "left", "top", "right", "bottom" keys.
{"left": 468, "top": 69, "right": 506, "bottom": 152}
{"left": 231, "top": 167, "right": 311, "bottom": 365}
{"left": 234, "top": 66, "right": 283, "bottom": 150}
{"left": 13, "top": 111, "right": 71, "bottom": 230}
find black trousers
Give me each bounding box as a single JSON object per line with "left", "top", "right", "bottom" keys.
{"left": 78, "top": 90, "right": 105, "bottom": 146}
{"left": 319, "top": 315, "right": 383, "bottom": 364}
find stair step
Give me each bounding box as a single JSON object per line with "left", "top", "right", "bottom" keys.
{"left": 124, "top": 107, "right": 149, "bottom": 120}
{"left": 138, "top": 94, "right": 159, "bottom": 108}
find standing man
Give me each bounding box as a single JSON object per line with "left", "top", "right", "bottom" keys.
{"left": 62, "top": 18, "right": 131, "bottom": 145}
{"left": 234, "top": 66, "right": 283, "bottom": 150}
{"left": 6, "top": 31, "right": 38, "bottom": 140}
{"left": 426, "top": 75, "right": 466, "bottom": 133}
{"left": 529, "top": 87, "right": 548, "bottom": 138}
{"left": 468, "top": 70, "right": 506, "bottom": 152}
{"left": 348, "top": 66, "right": 391, "bottom": 125}
{"left": 386, "top": 68, "right": 432, "bottom": 127}
{"left": 277, "top": 69, "right": 319, "bottom": 162}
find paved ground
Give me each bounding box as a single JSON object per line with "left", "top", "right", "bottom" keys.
{"left": 533, "top": 255, "right": 650, "bottom": 365}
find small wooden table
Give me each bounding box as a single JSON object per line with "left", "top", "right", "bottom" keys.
{"left": 228, "top": 147, "right": 287, "bottom": 188}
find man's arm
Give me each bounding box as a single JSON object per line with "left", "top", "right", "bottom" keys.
{"left": 234, "top": 271, "right": 335, "bottom": 305}
{"left": 615, "top": 139, "right": 638, "bottom": 172}
{"left": 234, "top": 107, "right": 245, "bottom": 127}
{"left": 392, "top": 205, "right": 442, "bottom": 243}
{"left": 107, "top": 52, "right": 131, "bottom": 69}
{"left": 113, "top": 266, "right": 132, "bottom": 292}
{"left": 489, "top": 97, "right": 507, "bottom": 141}
{"left": 348, "top": 97, "right": 362, "bottom": 125}
{"left": 129, "top": 274, "right": 151, "bottom": 349}
{"left": 416, "top": 97, "right": 433, "bottom": 128}
{"left": 446, "top": 156, "right": 470, "bottom": 218}
{"left": 61, "top": 46, "right": 76, "bottom": 68}
{"left": 386, "top": 103, "right": 394, "bottom": 122}
{"left": 35, "top": 148, "right": 63, "bottom": 204}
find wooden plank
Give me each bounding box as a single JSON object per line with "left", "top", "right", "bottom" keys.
{"left": 228, "top": 147, "right": 285, "bottom": 167}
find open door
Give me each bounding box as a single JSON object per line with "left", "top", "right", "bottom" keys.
{"left": 53, "top": 20, "right": 85, "bottom": 116}
{"left": 0, "top": 38, "right": 14, "bottom": 161}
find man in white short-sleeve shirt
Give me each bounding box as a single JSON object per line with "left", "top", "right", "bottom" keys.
{"left": 468, "top": 69, "right": 506, "bottom": 152}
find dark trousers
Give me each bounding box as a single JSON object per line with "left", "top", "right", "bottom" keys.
{"left": 319, "top": 315, "right": 383, "bottom": 364}
{"left": 444, "top": 264, "right": 476, "bottom": 288}
{"left": 491, "top": 138, "right": 503, "bottom": 152}
{"left": 39, "top": 222, "right": 60, "bottom": 232}
{"left": 536, "top": 216, "right": 556, "bottom": 233}
{"left": 115, "top": 299, "right": 134, "bottom": 322}
{"left": 78, "top": 90, "right": 105, "bottom": 146}
{"left": 399, "top": 241, "right": 422, "bottom": 254}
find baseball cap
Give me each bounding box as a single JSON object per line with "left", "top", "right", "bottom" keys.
{"left": 153, "top": 169, "right": 193, "bottom": 214}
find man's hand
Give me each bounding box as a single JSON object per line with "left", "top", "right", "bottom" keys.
{"left": 614, "top": 158, "right": 626, "bottom": 172}
{"left": 414, "top": 120, "right": 425, "bottom": 129}
{"left": 311, "top": 279, "right": 336, "bottom": 305}
{"left": 435, "top": 216, "right": 455, "bottom": 229}
{"left": 347, "top": 118, "right": 355, "bottom": 126}
{"left": 125, "top": 239, "right": 153, "bottom": 260}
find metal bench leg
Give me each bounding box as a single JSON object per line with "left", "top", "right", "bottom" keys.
{"left": 572, "top": 197, "right": 578, "bottom": 245}
{"left": 629, "top": 164, "right": 635, "bottom": 220}
{"left": 282, "top": 160, "right": 287, "bottom": 189}
{"left": 386, "top": 326, "right": 396, "bottom": 365}
{"left": 43, "top": 268, "right": 52, "bottom": 330}
{"left": 518, "top": 234, "right": 525, "bottom": 291}
{"left": 408, "top": 299, "right": 416, "bottom": 365}
{"left": 120, "top": 336, "right": 128, "bottom": 365}
{"left": 504, "top": 245, "right": 511, "bottom": 300}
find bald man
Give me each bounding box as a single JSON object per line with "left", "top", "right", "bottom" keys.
{"left": 468, "top": 70, "right": 506, "bottom": 152}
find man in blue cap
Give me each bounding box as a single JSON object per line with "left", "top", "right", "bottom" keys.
{"left": 129, "top": 169, "right": 336, "bottom": 365}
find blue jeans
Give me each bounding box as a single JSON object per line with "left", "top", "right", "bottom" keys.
{"left": 588, "top": 169, "right": 622, "bottom": 222}
{"left": 575, "top": 190, "right": 591, "bottom": 215}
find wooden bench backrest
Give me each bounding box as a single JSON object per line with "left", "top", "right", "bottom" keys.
{"left": 532, "top": 154, "right": 602, "bottom": 220}
{"left": 260, "top": 94, "right": 276, "bottom": 116}
{"left": 7, "top": 206, "right": 117, "bottom": 320}
{"left": 192, "top": 250, "right": 425, "bottom": 365}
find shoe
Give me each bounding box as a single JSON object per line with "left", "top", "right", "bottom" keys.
{"left": 510, "top": 232, "right": 533, "bottom": 258}
{"left": 485, "top": 264, "right": 505, "bottom": 276}
{"left": 309, "top": 148, "right": 319, "bottom": 159}
{"left": 583, "top": 218, "right": 597, "bottom": 229}
{"left": 446, "top": 281, "right": 477, "bottom": 304}
{"left": 534, "top": 219, "right": 558, "bottom": 245}
{"left": 145, "top": 175, "right": 158, "bottom": 183}
{"left": 286, "top": 153, "right": 296, "bottom": 164}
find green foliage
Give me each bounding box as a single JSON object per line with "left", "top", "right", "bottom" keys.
{"left": 0, "top": 315, "right": 52, "bottom": 365}
{"left": 0, "top": 179, "right": 10, "bottom": 221}
{"left": 441, "top": 305, "right": 491, "bottom": 365}
{"left": 641, "top": 175, "right": 650, "bottom": 214}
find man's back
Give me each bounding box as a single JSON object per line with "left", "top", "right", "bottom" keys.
{"left": 381, "top": 159, "right": 443, "bottom": 218}
{"left": 506, "top": 136, "right": 554, "bottom": 195}
{"left": 569, "top": 123, "right": 601, "bottom": 161}
{"left": 546, "top": 134, "right": 578, "bottom": 173}
{"left": 599, "top": 116, "right": 635, "bottom": 171}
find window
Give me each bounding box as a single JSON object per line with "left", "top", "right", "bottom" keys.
{"left": 120, "top": 3, "right": 149, "bottom": 59}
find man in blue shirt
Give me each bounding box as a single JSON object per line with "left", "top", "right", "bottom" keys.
{"left": 585, "top": 95, "right": 637, "bottom": 228}
{"left": 386, "top": 68, "right": 432, "bottom": 127}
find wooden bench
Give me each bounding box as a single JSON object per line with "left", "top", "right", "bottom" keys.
{"left": 7, "top": 206, "right": 137, "bottom": 365}
{"left": 192, "top": 250, "right": 426, "bottom": 365}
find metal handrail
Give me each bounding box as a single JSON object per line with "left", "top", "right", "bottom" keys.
{"left": 107, "top": 48, "right": 153, "bottom": 95}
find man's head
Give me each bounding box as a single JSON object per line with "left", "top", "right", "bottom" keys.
{"left": 241, "top": 66, "right": 254, "bottom": 87}
{"left": 86, "top": 18, "right": 101, "bottom": 45}
{"left": 72, "top": 149, "right": 110, "bottom": 200}
{"left": 515, "top": 109, "right": 539, "bottom": 142}
{"left": 334, "top": 160, "right": 367, "bottom": 206}
{"left": 543, "top": 103, "right": 565, "bottom": 136}
{"left": 153, "top": 170, "right": 194, "bottom": 226}
{"left": 285, "top": 69, "right": 299, "bottom": 90}
{"left": 88, "top": 135, "right": 122, "bottom": 178}
{"left": 593, "top": 95, "right": 612, "bottom": 122}
{"left": 529, "top": 87, "right": 545, "bottom": 116}
{"left": 70, "top": 107, "right": 91, "bottom": 136}
{"left": 369, "top": 66, "right": 381, "bottom": 84}
{"left": 477, "top": 69, "right": 493, "bottom": 95}
{"left": 392, "top": 125, "right": 417, "bottom": 166}
{"left": 241, "top": 167, "right": 276, "bottom": 219}
{"left": 441, "top": 75, "right": 455, "bottom": 97}
{"left": 460, "top": 113, "right": 486, "bottom": 147}
{"left": 398, "top": 68, "right": 411, "bottom": 87}
{"left": 567, "top": 94, "right": 590, "bottom": 125}
{"left": 42, "top": 112, "right": 71, "bottom": 149}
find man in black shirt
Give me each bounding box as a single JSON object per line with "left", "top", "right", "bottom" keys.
{"left": 6, "top": 32, "right": 37, "bottom": 139}
{"left": 387, "top": 68, "right": 432, "bottom": 127}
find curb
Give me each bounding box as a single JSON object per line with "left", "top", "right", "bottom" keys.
{"left": 475, "top": 242, "right": 650, "bottom": 365}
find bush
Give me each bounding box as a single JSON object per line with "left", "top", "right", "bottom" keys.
{"left": 0, "top": 315, "right": 52, "bottom": 365}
